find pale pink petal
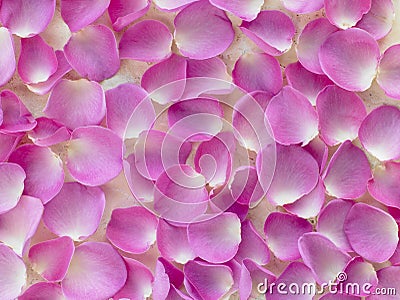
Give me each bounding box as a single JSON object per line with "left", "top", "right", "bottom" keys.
{"left": 106, "top": 206, "right": 158, "bottom": 254}
{"left": 230, "top": 166, "right": 264, "bottom": 207}
{"left": 368, "top": 162, "right": 400, "bottom": 208}
{"left": 184, "top": 260, "right": 233, "bottom": 300}
{"left": 235, "top": 219, "right": 270, "bottom": 265}
{"left": 266, "top": 86, "right": 318, "bottom": 146}
{"left": 0, "top": 196, "right": 43, "bottom": 256}
{"left": 174, "top": 1, "right": 234, "bottom": 59}
{"left": 296, "top": 18, "right": 339, "bottom": 74}
{"left": 28, "top": 236, "right": 74, "bottom": 282}
{"left": 209, "top": 0, "right": 263, "bottom": 21}
{"left": 317, "top": 199, "right": 354, "bottom": 251}
{"left": 255, "top": 144, "right": 277, "bottom": 200}
{"left": 188, "top": 213, "right": 241, "bottom": 263}
{"left": 0, "top": 162, "right": 25, "bottom": 214}
{"left": 284, "top": 179, "right": 326, "bottom": 219}
{"left": 224, "top": 259, "right": 241, "bottom": 296}
{"left": 367, "top": 266, "right": 400, "bottom": 300}
{"left": 119, "top": 20, "right": 172, "bottom": 62}
{"left": 303, "top": 136, "right": 329, "bottom": 173}
{"left": 27, "top": 50, "right": 72, "bottom": 96}
{"left": 9, "top": 145, "right": 64, "bottom": 204}
{"left": 153, "top": 0, "right": 199, "bottom": 11}
{"left": 0, "top": 0, "right": 55, "bottom": 37}
{"left": 377, "top": 44, "right": 400, "bottom": 99}
{"left": 285, "top": 61, "right": 333, "bottom": 105}
{"left": 141, "top": 54, "right": 187, "bottom": 104}
{"left": 264, "top": 212, "right": 312, "bottom": 261}
{"left": 281, "top": 0, "right": 324, "bottom": 13}
{"left": 322, "top": 141, "right": 371, "bottom": 199}
{"left": 342, "top": 257, "right": 378, "bottom": 296}
{"left": 319, "top": 28, "right": 380, "bottom": 91}
{"left": 359, "top": 105, "right": 400, "bottom": 161}
{"left": 240, "top": 10, "right": 295, "bottom": 56}
{"left": 0, "top": 28, "right": 15, "bottom": 87}
{"left": 0, "top": 132, "right": 21, "bottom": 162}
{"left": 28, "top": 117, "right": 70, "bottom": 147}
{"left": 113, "top": 257, "right": 153, "bottom": 300}
{"left": 124, "top": 154, "right": 154, "bottom": 203}
{"left": 157, "top": 219, "right": 195, "bottom": 264}
{"left": 344, "top": 203, "right": 399, "bottom": 263}
{"left": 43, "top": 182, "right": 105, "bottom": 241}
{"left": 232, "top": 53, "right": 282, "bottom": 94}
{"left": 356, "top": 0, "right": 394, "bottom": 40}
{"left": 18, "top": 35, "right": 57, "bottom": 84}
{"left": 66, "top": 126, "right": 123, "bottom": 186}
{"left": 316, "top": 85, "right": 367, "bottom": 146}
{"left": 298, "top": 232, "right": 351, "bottom": 284}
{"left": 0, "top": 244, "right": 26, "bottom": 299}
{"left": 62, "top": 242, "right": 127, "bottom": 300}
{"left": 61, "top": 0, "right": 110, "bottom": 32}
{"left": 108, "top": 0, "right": 150, "bottom": 31}
{"left": 64, "top": 25, "right": 120, "bottom": 82}
{"left": 106, "top": 83, "right": 155, "bottom": 139}
{"left": 19, "top": 282, "right": 64, "bottom": 300}
{"left": 325, "top": 0, "right": 371, "bottom": 29}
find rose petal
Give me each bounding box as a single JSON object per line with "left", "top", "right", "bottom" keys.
{"left": 28, "top": 117, "right": 71, "bottom": 147}
{"left": 240, "top": 10, "right": 295, "bottom": 56}
{"left": 281, "top": 0, "right": 324, "bottom": 13}
{"left": 209, "top": 0, "right": 263, "bottom": 21}
{"left": 158, "top": 257, "right": 184, "bottom": 289}
{"left": 376, "top": 44, "right": 400, "bottom": 99}
{"left": 19, "top": 282, "right": 64, "bottom": 300}
{"left": 325, "top": 0, "right": 371, "bottom": 29}
{"left": 43, "top": 182, "right": 105, "bottom": 241}
{"left": 153, "top": 0, "right": 199, "bottom": 11}
{"left": 153, "top": 257, "right": 185, "bottom": 300}
{"left": 0, "top": 244, "right": 26, "bottom": 299}
{"left": 322, "top": 140, "right": 371, "bottom": 199}
{"left": 230, "top": 166, "right": 264, "bottom": 207}
{"left": 303, "top": 136, "right": 329, "bottom": 173}
{"left": 0, "top": 28, "right": 15, "bottom": 87}
{"left": 209, "top": 188, "right": 249, "bottom": 221}
{"left": 174, "top": 1, "right": 234, "bottom": 59}
{"left": 342, "top": 257, "right": 378, "bottom": 296}
{"left": 0, "top": 162, "right": 25, "bottom": 214}
{"left": 108, "top": 0, "right": 150, "bottom": 31}
{"left": 321, "top": 294, "right": 360, "bottom": 300}
{"left": 367, "top": 266, "right": 400, "bottom": 300}
{"left": 0, "top": 132, "right": 22, "bottom": 162}
{"left": 319, "top": 28, "right": 380, "bottom": 92}
{"left": 64, "top": 25, "right": 120, "bottom": 82}
{"left": 344, "top": 202, "right": 399, "bottom": 263}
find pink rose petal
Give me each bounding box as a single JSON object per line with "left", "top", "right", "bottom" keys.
{"left": 174, "top": 1, "right": 234, "bottom": 59}
{"left": 325, "top": 0, "right": 371, "bottom": 29}
{"left": 0, "top": 162, "right": 25, "bottom": 214}
{"left": 9, "top": 145, "right": 64, "bottom": 204}
{"left": 28, "top": 236, "right": 74, "bottom": 282}
{"left": 0, "top": 132, "right": 22, "bottom": 162}
{"left": 319, "top": 28, "right": 380, "bottom": 92}
{"left": 209, "top": 188, "right": 249, "bottom": 221}
{"left": 209, "top": 0, "right": 263, "bottom": 21}
{"left": 230, "top": 166, "right": 264, "bottom": 207}
{"left": 64, "top": 25, "right": 120, "bottom": 82}
{"left": 342, "top": 257, "right": 378, "bottom": 296}
{"left": 367, "top": 266, "right": 400, "bottom": 300}
{"left": 344, "top": 202, "right": 399, "bottom": 263}
{"left": 28, "top": 117, "right": 71, "bottom": 147}
{"left": 153, "top": 0, "right": 199, "bottom": 11}
{"left": 62, "top": 242, "right": 127, "bottom": 300}
{"left": 66, "top": 126, "right": 123, "bottom": 186}
{"left": 0, "top": 28, "right": 15, "bottom": 87}
{"left": 108, "top": 0, "right": 150, "bottom": 31}
{"left": 322, "top": 141, "right": 371, "bottom": 199}
{"left": 43, "top": 182, "right": 105, "bottom": 241}
{"left": 240, "top": 10, "right": 295, "bottom": 56}
{"left": 281, "top": 0, "right": 324, "bottom": 13}
{"left": 303, "top": 136, "right": 329, "bottom": 173}
{"left": 106, "top": 206, "right": 158, "bottom": 254}
{"left": 0, "top": 244, "right": 26, "bottom": 299}
{"left": 152, "top": 260, "right": 173, "bottom": 300}
{"left": 321, "top": 294, "right": 360, "bottom": 300}
{"left": 19, "top": 282, "right": 64, "bottom": 300}
{"left": 376, "top": 44, "right": 400, "bottom": 99}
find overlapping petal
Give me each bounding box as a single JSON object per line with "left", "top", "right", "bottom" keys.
{"left": 325, "top": 0, "right": 371, "bottom": 29}
{"left": 108, "top": 0, "right": 150, "bottom": 31}
{"left": 19, "top": 282, "right": 65, "bottom": 300}
{"left": 376, "top": 44, "right": 400, "bottom": 99}
{"left": 0, "top": 132, "right": 21, "bottom": 162}
{"left": 367, "top": 266, "right": 400, "bottom": 300}
{"left": 303, "top": 137, "right": 329, "bottom": 173}
{"left": 0, "top": 244, "right": 26, "bottom": 300}
{"left": 0, "top": 162, "right": 25, "bottom": 214}
{"left": 230, "top": 166, "right": 264, "bottom": 207}
{"left": 281, "top": 0, "right": 324, "bottom": 13}
{"left": 124, "top": 153, "right": 154, "bottom": 202}
{"left": 153, "top": 0, "right": 199, "bottom": 11}
{"left": 368, "top": 162, "right": 400, "bottom": 208}
{"left": 0, "top": 28, "right": 16, "bottom": 87}
{"left": 342, "top": 257, "right": 378, "bottom": 296}
{"left": 28, "top": 117, "right": 70, "bottom": 147}
{"left": 209, "top": 0, "right": 263, "bottom": 21}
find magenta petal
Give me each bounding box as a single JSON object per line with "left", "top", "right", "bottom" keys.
{"left": 0, "top": 195, "right": 43, "bottom": 256}
{"left": 0, "top": 28, "right": 15, "bottom": 87}
{"left": 297, "top": 18, "right": 339, "bottom": 74}
{"left": 106, "top": 206, "right": 158, "bottom": 254}
{"left": 67, "top": 126, "right": 123, "bottom": 186}
{"left": 322, "top": 141, "right": 371, "bottom": 199}
{"left": 0, "top": 132, "right": 21, "bottom": 162}
{"left": 325, "top": 0, "right": 371, "bottom": 29}
{"left": 264, "top": 212, "right": 313, "bottom": 261}
{"left": 188, "top": 213, "right": 241, "bottom": 263}
{"left": 124, "top": 154, "right": 154, "bottom": 203}
{"left": 184, "top": 260, "right": 233, "bottom": 300}
{"left": 316, "top": 85, "right": 367, "bottom": 146}
{"left": 377, "top": 44, "right": 400, "bottom": 99}
{"left": 368, "top": 162, "right": 400, "bottom": 208}
{"left": 62, "top": 242, "right": 127, "bottom": 300}
{"left": 231, "top": 166, "right": 264, "bottom": 207}
{"left": 61, "top": 0, "right": 110, "bottom": 32}
{"left": 321, "top": 294, "right": 360, "bottom": 300}
{"left": 174, "top": 1, "right": 234, "bottom": 59}
{"left": 9, "top": 145, "right": 64, "bottom": 204}
{"left": 0, "top": 244, "right": 26, "bottom": 299}
{"left": 266, "top": 86, "right": 318, "bottom": 145}
{"left": 303, "top": 136, "right": 329, "bottom": 173}
{"left": 298, "top": 232, "right": 351, "bottom": 284}
{"left": 0, "top": 162, "right": 25, "bottom": 214}
{"left": 28, "top": 236, "right": 74, "bottom": 282}
{"left": 157, "top": 257, "right": 184, "bottom": 290}
{"left": 153, "top": 0, "right": 199, "bottom": 11}
{"left": 19, "top": 282, "right": 64, "bottom": 300}
{"left": 106, "top": 83, "right": 155, "bottom": 139}
{"left": 0, "top": 0, "right": 55, "bottom": 37}
{"left": 43, "top": 182, "right": 105, "bottom": 241}
{"left": 342, "top": 257, "right": 378, "bottom": 296}
{"left": 209, "top": 0, "right": 262, "bottom": 21}
{"left": 119, "top": 20, "right": 172, "bottom": 62}
{"left": 64, "top": 25, "right": 120, "bottom": 82}
{"left": 141, "top": 54, "right": 187, "bottom": 104}
{"left": 157, "top": 219, "right": 195, "bottom": 264}
{"left": 153, "top": 258, "right": 185, "bottom": 300}
{"left": 319, "top": 28, "right": 380, "bottom": 92}
{"left": 285, "top": 62, "right": 333, "bottom": 105}
{"left": 28, "top": 117, "right": 70, "bottom": 147}
{"left": 281, "top": 0, "right": 323, "bottom": 13}
{"left": 240, "top": 10, "right": 295, "bottom": 56}
{"left": 367, "top": 266, "right": 400, "bottom": 300}
{"left": 344, "top": 203, "right": 399, "bottom": 263}
{"left": 108, "top": 0, "right": 150, "bottom": 31}
{"left": 232, "top": 53, "right": 282, "bottom": 94}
